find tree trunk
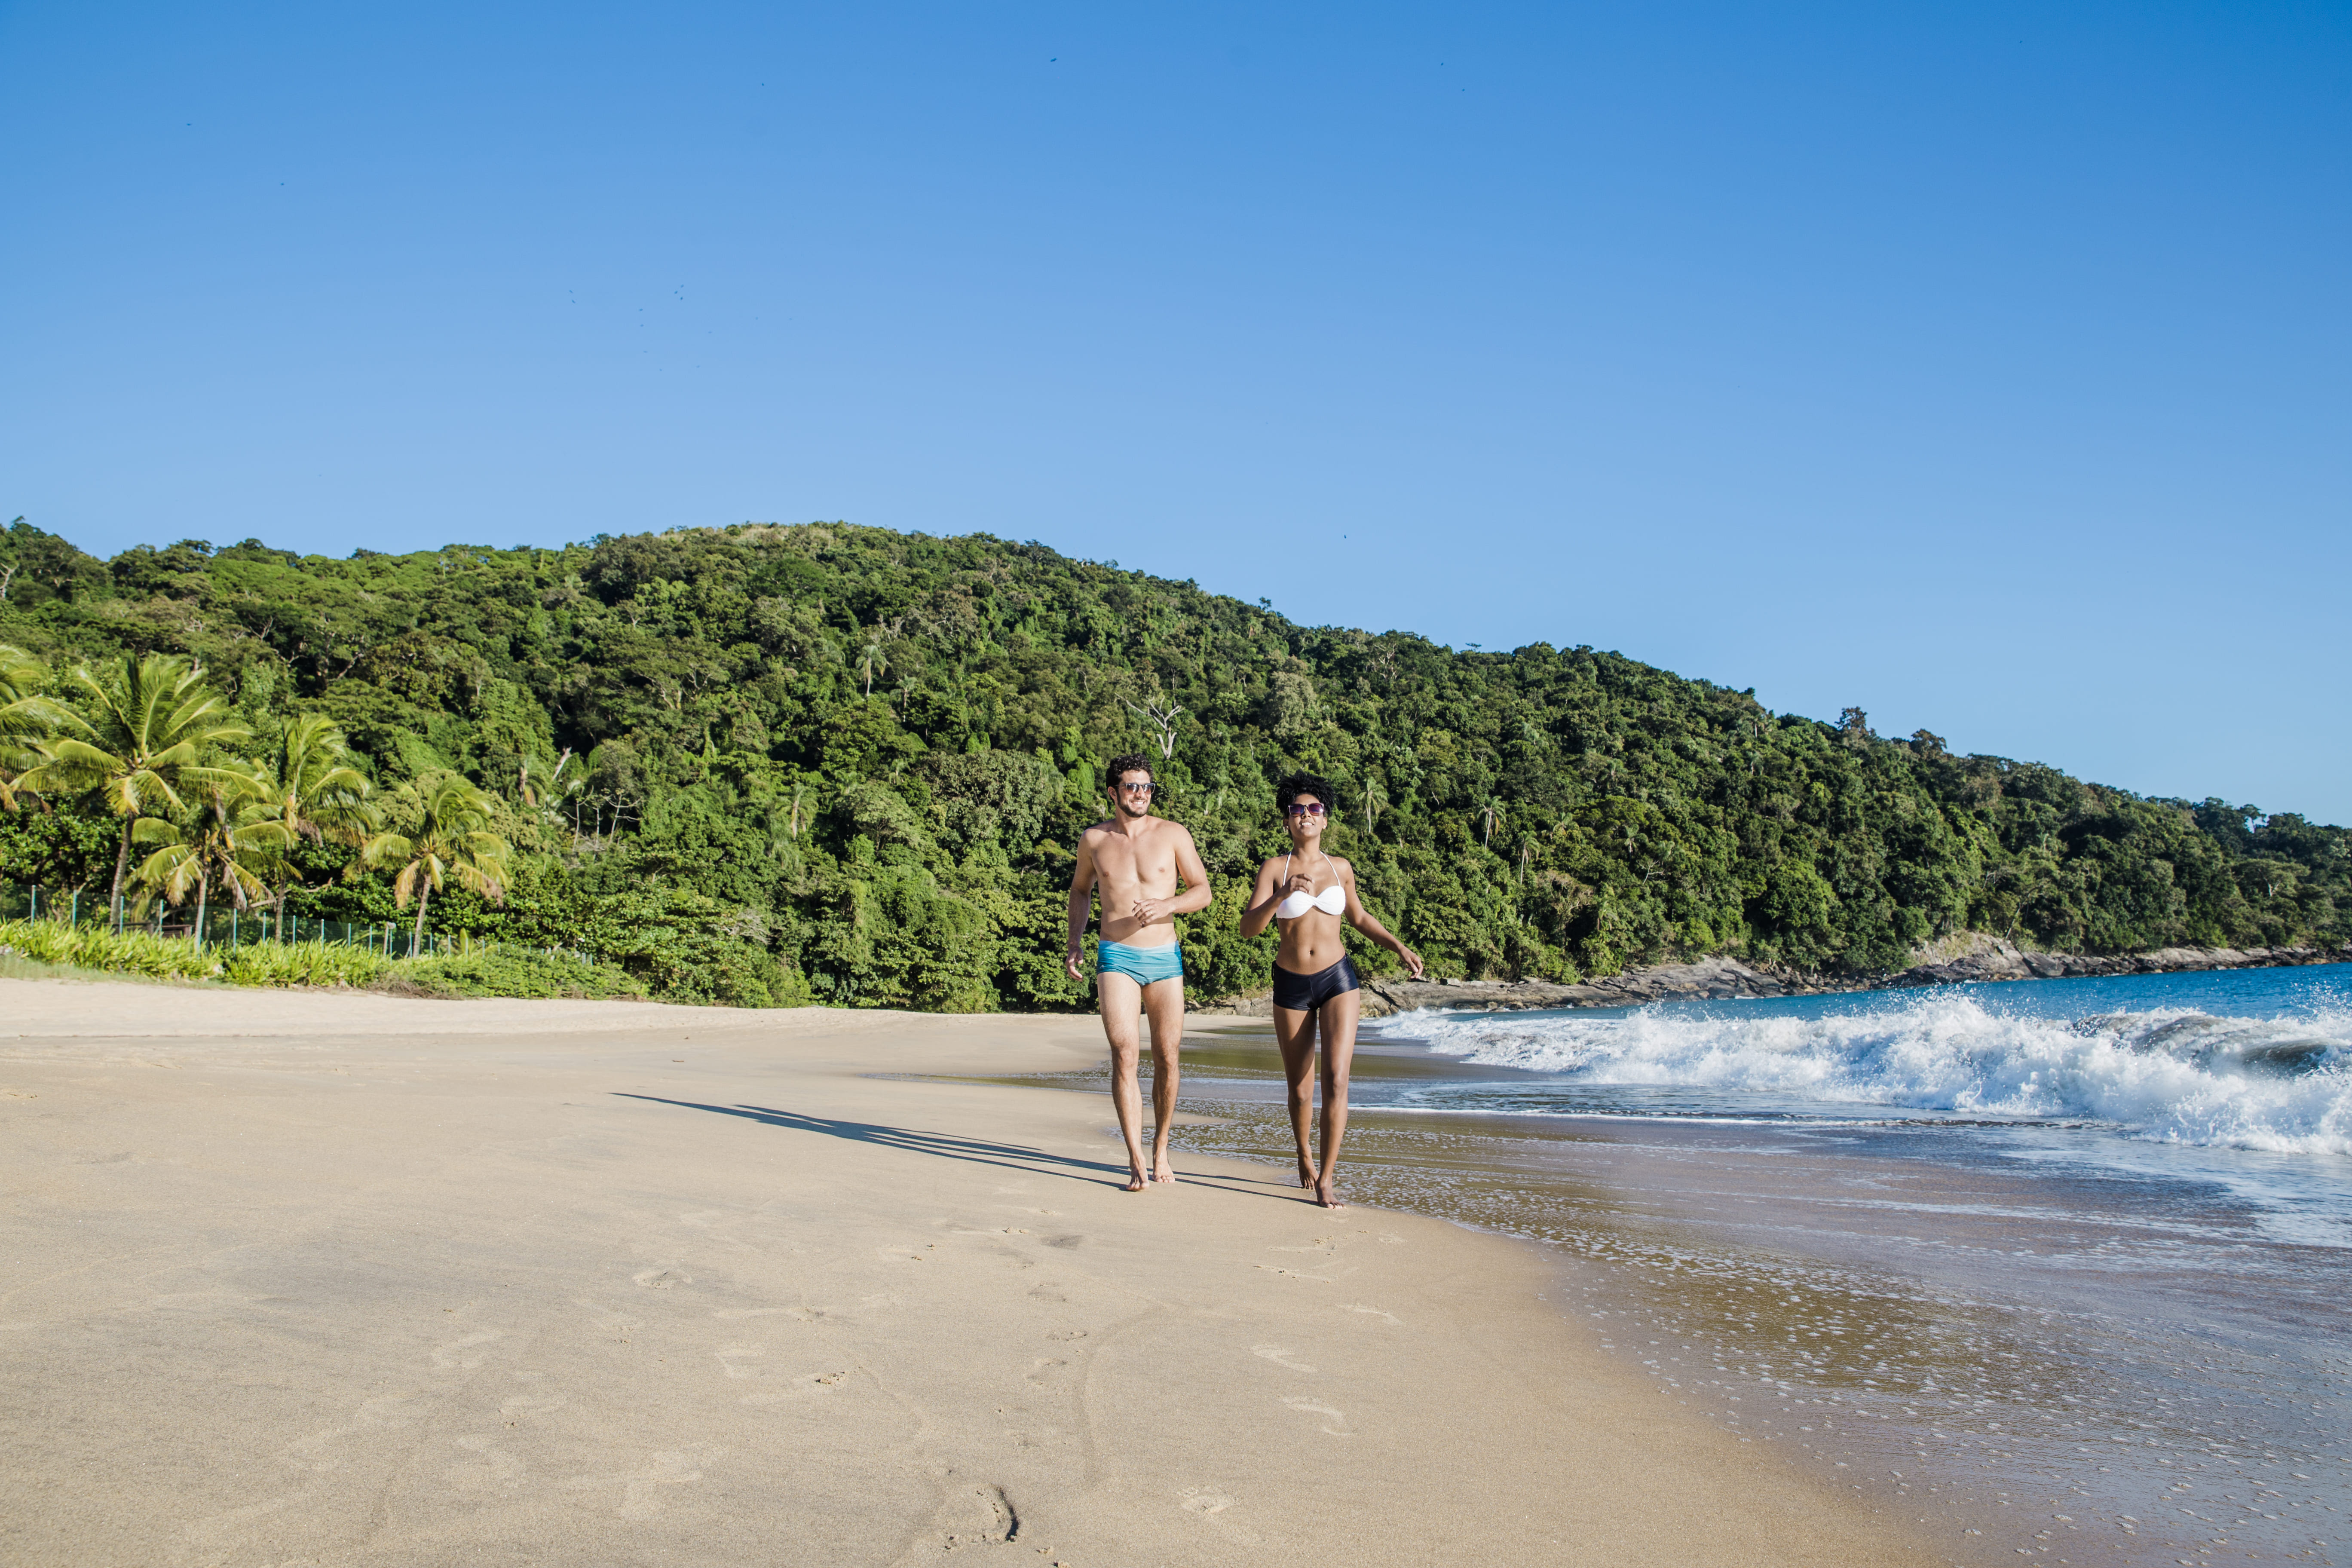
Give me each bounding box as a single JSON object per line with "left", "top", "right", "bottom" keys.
{"left": 193, "top": 872, "right": 209, "bottom": 951}
{"left": 411, "top": 882, "right": 431, "bottom": 957}
{"left": 109, "top": 819, "right": 133, "bottom": 919}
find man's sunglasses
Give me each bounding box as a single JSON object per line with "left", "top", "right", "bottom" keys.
{"left": 1285, "top": 802, "right": 1328, "bottom": 817}
{"left": 1115, "top": 781, "right": 1157, "bottom": 795}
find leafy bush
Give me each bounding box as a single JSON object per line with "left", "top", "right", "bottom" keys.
{"left": 0, "top": 919, "right": 224, "bottom": 981}
{"left": 224, "top": 941, "right": 393, "bottom": 989}
{"left": 387, "top": 948, "right": 648, "bottom": 1000}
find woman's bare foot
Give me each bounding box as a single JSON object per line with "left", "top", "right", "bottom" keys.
{"left": 1296, "top": 1158, "right": 1319, "bottom": 1189}
{"left": 1314, "top": 1176, "right": 1346, "bottom": 1210}
{"left": 1152, "top": 1155, "right": 1177, "bottom": 1185}
{"left": 1125, "top": 1166, "right": 1149, "bottom": 1192}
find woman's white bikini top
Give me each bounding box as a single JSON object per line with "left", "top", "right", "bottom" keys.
{"left": 1274, "top": 854, "right": 1347, "bottom": 920}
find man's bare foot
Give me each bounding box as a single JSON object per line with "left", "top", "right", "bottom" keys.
{"left": 1315, "top": 1176, "right": 1346, "bottom": 1210}
{"left": 1296, "top": 1158, "right": 1319, "bottom": 1189}
{"left": 1153, "top": 1155, "right": 1177, "bottom": 1185}
{"left": 1125, "top": 1166, "right": 1148, "bottom": 1193}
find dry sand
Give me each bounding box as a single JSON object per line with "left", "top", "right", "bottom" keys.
{"left": 0, "top": 980, "right": 1942, "bottom": 1567}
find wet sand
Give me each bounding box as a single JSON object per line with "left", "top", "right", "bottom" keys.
{"left": 1074, "top": 1028, "right": 2349, "bottom": 1568}
{"left": 0, "top": 979, "right": 1956, "bottom": 1567}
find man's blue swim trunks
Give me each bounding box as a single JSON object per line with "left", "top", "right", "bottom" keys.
{"left": 1097, "top": 939, "right": 1184, "bottom": 986}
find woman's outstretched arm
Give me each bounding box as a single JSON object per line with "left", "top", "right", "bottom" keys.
{"left": 1337, "top": 860, "right": 1425, "bottom": 978}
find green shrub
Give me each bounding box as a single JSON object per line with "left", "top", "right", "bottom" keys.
{"left": 224, "top": 941, "right": 394, "bottom": 989}
{"left": 0, "top": 919, "right": 226, "bottom": 981}
{"left": 387, "top": 948, "right": 648, "bottom": 1001}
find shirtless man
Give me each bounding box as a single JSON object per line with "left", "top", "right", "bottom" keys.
{"left": 1065, "top": 753, "right": 1214, "bottom": 1191}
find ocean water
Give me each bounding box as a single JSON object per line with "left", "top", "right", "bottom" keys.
{"left": 1381, "top": 965, "right": 2352, "bottom": 1251}
{"left": 1111, "top": 964, "right": 2352, "bottom": 1567}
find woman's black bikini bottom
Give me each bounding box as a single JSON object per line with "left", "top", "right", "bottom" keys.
{"left": 1271, "top": 955, "right": 1361, "bottom": 1013}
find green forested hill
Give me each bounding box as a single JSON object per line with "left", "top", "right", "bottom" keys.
{"left": 1, "top": 518, "right": 2343, "bottom": 1008}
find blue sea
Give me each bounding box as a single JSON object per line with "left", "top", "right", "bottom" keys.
{"left": 1134, "top": 964, "right": 2352, "bottom": 1567}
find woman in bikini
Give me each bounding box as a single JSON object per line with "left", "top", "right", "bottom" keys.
{"left": 1239, "top": 774, "right": 1424, "bottom": 1209}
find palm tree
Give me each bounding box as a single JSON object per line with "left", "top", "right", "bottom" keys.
{"left": 0, "top": 644, "right": 67, "bottom": 811}
{"left": 369, "top": 773, "right": 512, "bottom": 953}
{"left": 251, "top": 714, "right": 379, "bottom": 917}
{"left": 1479, "top": 795, "right": 1507, "bottom": 846}
{"left": 857, "top": 632, "right": 890, "bottom": 698}
{"left": 24, "top": 655, "right": 253, "bottom": 913}
{"left": 132, "top": 766, "right": 289, "bottom": 946}
{"left": 1361, "top": 774, "right": 1389, "bottom": 835}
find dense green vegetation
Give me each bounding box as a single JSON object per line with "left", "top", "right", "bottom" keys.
{"left": 2, "top": 517, "right": 2344, "bottom": 1009}
{"left": 0, "top": 918, "right": 645, "bottom": 998}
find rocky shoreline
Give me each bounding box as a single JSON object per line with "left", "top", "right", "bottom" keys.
{"left": 1189, "top": 937, "right": 2352, "bottom": 1020}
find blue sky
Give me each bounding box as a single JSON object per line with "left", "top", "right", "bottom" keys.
{"left": 4, "top": 2, "right": 2346, "bottom": 820}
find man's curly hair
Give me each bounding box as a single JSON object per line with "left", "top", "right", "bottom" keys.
{"left": 1275, "top": 774, "right": 1338, "bottom": 818}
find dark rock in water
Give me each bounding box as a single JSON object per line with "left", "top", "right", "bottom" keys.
{"left": 2133, "top": 1015, "right": 2229, "bottom": 1053}
{"left": 2064, "top": 1014, "right": 2333, "bottom": 1074}
{"left": 2238, "top": 1039, "right": 2334, "bottom": 1074}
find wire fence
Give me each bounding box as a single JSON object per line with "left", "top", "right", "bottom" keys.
{"left": 3, "top": 881, "right": 490, "bottom": 960}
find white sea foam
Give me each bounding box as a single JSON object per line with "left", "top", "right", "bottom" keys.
{"left": 1388, "top": 994, "right": 2352, "bottom": 1155}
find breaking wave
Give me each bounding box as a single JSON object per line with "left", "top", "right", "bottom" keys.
{"left": 1387, "top": 993, "right": 2352, "bottom": 1155}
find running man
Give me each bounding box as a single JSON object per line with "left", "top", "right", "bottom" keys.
{"left": 1066, "top": 753, "right": 1213, "bottom": 1191}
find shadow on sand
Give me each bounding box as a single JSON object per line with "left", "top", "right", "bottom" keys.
{"left": 615, "top": 1094, "right": 1305, "bottom": 1199}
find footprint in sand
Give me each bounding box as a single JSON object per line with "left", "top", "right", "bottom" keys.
{"left": 1251, "top": 1345, "right": 1316, "bottom": 1372}
{"left": 280, "top": 1392, "right": 418, "bottom": 1473}
{"left": 575, "top": 1300, "right": 642, "bottom": 1338}
{"left": 431, "top": 1329, "right": 502, "bottom": 1369}
{"left": 445, "top": 1433, "right": 526, "bottom": 1491}
{"left": 738, "top": 1370, "right": 846, "bottom": 1406}
{"left": 715, "top": 1344, "right": 766, "bottom": 1378}
{"left": 1280, "top": 1396, "right": 1353, "bottom": 1437}
{"left": 632, "top": 1267, "right": 690, "bottom": 1289}
{"left": 563, "top": 1446, "right": 722, "bottom": 1520}
{"left": 713, "top": 1305, "right": 816, "bottom": 1321}
{"left": 1178, "top": 1486, "right": 1262, "bottom": 1544}
{"left": 930, "top": 1481, "right": 1020, "bottom": 1549}
{"left": 185, "top": 1492, "right": 298, "bottom": 1546}
{"left": 1339, "top": 1304, "right": 1402, "bottom": 1325}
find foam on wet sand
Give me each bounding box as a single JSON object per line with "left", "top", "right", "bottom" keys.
{"left": 0, "top": 979, "right": 1944, "bottom": 1566}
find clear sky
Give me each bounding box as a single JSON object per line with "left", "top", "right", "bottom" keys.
{"left": 4, "top": 2, "right": 2346, "bottom": 821}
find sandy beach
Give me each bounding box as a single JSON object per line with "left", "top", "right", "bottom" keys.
{"left": 0, "top": 980, "right": 1945, "bottom": 1567}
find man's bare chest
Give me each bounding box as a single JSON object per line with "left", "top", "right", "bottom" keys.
{"left": 1094, "top": 834, "right": 1179, "bottom": 885}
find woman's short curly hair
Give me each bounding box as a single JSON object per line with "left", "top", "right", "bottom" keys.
{"left": 1275, "top": 774, "right": 1338, "bottom": 817}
